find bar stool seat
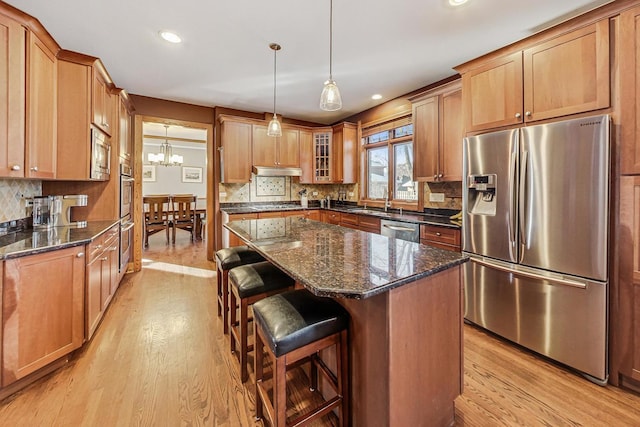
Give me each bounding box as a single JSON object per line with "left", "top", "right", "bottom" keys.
{"left": 215, "top": 246, "right": 264, "bottom": 334}
{"left": 253, "top": 289, "right": 349, "bottom": 427}
{"left": 228, "top": 261, "right": 295, "bottom": 383}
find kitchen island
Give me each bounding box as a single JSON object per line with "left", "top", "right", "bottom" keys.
{"left": 225, "top": 217, "right": 467, "bottom": 426}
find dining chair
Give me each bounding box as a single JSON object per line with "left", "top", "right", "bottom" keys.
{"left": 171, "top": 194, "right": 197, "bottom": 243}
{"left": 143, "top": 195, "right": 171, "bottom": 247}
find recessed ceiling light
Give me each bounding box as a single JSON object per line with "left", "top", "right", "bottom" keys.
{"left": 449, "top": 0, "right": 468, "bottom": 6}
{"left": 371, "top": 94, "right": 383, "bottom": 100}
{"left": 159, "top": 31, "right": 182, "bottom": 44}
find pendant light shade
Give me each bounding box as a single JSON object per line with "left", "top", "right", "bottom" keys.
{"left": 320, "top": 0, "right": 342, "bottom": 111}
{"left": 267, "top": 43, "right": 283, "bottom": 137}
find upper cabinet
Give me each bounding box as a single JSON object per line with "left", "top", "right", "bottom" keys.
{"left": 332, "top": 122, "right": 358, "bottom": 184}
{"left": 92, "top": 64, "right": 114, "bottom": 136}
{"left": 0, "top": 13, "right": 25, "bottom": 178}
{"left": 412, "top": 81, "right": 462, "bottom": 182}
{"left": 25, "top": 30, "right": 57, "bottom": 179}
{"left": 621, "top": 6, "right": 640, "bottom": 175}
{"left": 118, "top": 90, "right": 133, "bottom": 172}
{"left": 219, "top": 117, "right": 252, "bottom": 183}
{"left": 299, "top": 124, "right": 357, "bottom": 184}
{"left": 459, "top": 20, "right": 610, "bottom": 133}
{"left": 252, "top": 124, "right": 300, "bottom": 168}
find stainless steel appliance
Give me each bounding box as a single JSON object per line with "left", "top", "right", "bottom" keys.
{"left": 52, "top": 195, "right": 88, "bottom": 227}
{"left": 91, "top": 126, "right": 111, "bottom": 181}
{"left": 31, "top": 196, "right": 61, "bottom": 230}
{"left": 462, "top": 114, "right": 610, "bottom": 383}
{"left": 380, "top": 219, "right": 419, "bottom": 242}
{"left": 119, "top": 164, "right": 134, "bottom": 273}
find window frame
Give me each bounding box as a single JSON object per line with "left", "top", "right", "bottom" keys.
{"left": 361, "top": 115, "right": 418, "bottom": 210}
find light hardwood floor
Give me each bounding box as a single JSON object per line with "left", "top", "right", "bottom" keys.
{"left": 0, "top": 231, "right": 639, "bottom": 426}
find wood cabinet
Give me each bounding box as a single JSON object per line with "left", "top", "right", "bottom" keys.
{"left": 220, "top": 118, "right": 252, "bottom": 183}
{"left": 92, "top": 64, "right": 113, "bottom": 135}
{"left": 0, "top": 13, "right": 25, "bottom": 178}
{"left": 357, "top": 215, "right": 381, "bottom": 234}
{"left": 118, "top": 91, "right": 133, "bottom": 170}
{"left": 321, "top": 210, "right": 340, "bottom": 225}
{"left": 615, "top": 176, "right": 640, "bottom": 388}
{"left": 299, "top": 129, "right": 314, "bottom": 183}
{"left": 459, "top": 21, "right": 610, "bottom": 133}
{"left": 332, "top": 123, "right": 358, "bottom": 184}
{"left": 621, "top": 6, "right": 640, "bottom": 175}
{"left": 420, "top": 225, "right": 461, "bottom": 252}
{"left": 25, "top": 30, "right": 57, "bottom": 179}
{"left": 86, "top": 224, "right": 119, "bottom": 340}
{"left": 252, "top": 125, "right": 300, "bottom": 168}
{"left": 2, "top": 246, "right": 85, "bottom": 386}
{"left": 339, "top": 212, "right": 359, "bottom": 230}
{"left": 55, "top": 57, "right": 91, "bottom": 180}
{"left": 412, "top": 81, "right": 462, "bottom": 182}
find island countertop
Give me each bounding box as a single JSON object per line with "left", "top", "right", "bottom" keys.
{"left": 224, "top": 216, "right": 467, "bottom": 299}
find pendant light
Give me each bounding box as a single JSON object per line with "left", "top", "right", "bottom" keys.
{"left": 148, "top": 125, "right": 183, "bottom": 166}
{"left": 319, "top": 0, "right": 342, "bottom": 111}
{"left": 267, "top": 43, "right": 283, "bottom": 137}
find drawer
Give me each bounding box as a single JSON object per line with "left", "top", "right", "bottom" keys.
{"left": 420, "top": 225, "right": 461, "bottom": 246}
{"left": 340, "top": 213, "right": 358, "bottom": 226}
{"left": 103, "top": 224, "right": 119, "bottom": 245}
{"left": 228, "top": 213, "right": 258, "bottom": 221}
{"left": 358, "top": 215, "right": 380, "bottom": 231}
{"left": 258, "top": 211, "right": 284, "bottom": 218}
{"left": 420, "top": 239, "right": 460, "bottom": 252}
{"left": 88, "top": 234, "right": 106, "bottom": 263}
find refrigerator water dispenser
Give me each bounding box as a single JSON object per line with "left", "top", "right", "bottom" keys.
{"left": 467, "top": 174, "right": 496, "bottom": 216}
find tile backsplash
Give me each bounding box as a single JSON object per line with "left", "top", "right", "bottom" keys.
{"left": 219, "top": 176, "right": 357, "bottom": 204}
{"left": 423, "top": 181, "right": 462, "bottom": 210}
{"left": 0, "top": 179, "right": 42, "bottom": 222}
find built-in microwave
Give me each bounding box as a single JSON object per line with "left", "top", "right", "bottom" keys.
{"left": 91, "top": 127, "right": 111, "bottom": 180}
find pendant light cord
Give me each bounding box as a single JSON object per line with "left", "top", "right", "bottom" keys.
{"left": 329, "top": 0, "right": 333, "bottom": 80}
{"left": 273, "top": 47, "right": 277, "bottom": 117}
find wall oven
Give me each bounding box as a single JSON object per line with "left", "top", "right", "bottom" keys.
{"left": 119, "top": 163, "right": 134, "bottom": 273}
{"left": 91, "top": 127, "right": 111, "bottom": 180}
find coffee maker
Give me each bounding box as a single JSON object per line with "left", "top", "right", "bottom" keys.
{"left": 53, "top": 195, "right": 88, "bottom": 227}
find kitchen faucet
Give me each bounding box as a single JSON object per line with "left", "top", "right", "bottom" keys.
{"left": 383, "top": 189, "right": 391, "bottom": 212}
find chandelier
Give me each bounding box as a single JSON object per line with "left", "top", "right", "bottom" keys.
{"left": 148, "top": 125, "right": 183, "bottom": 166}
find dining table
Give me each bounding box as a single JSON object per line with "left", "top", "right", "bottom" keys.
{"left": 225, "top": 216, "right": 468, "bottom": 426}
{"left": 143, "top": 195, "right": 206, "bottom": 241}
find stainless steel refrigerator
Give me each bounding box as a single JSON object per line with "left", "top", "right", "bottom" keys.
{"left": 462, "top": 114, "right": 610, "bottom": 383}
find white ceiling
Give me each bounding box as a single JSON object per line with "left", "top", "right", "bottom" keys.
{"left": 7, "top": 0, "right": 613, "bottom": 125}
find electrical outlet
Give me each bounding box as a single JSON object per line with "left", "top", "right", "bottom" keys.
{"left": 429, "top": 193, "right": 445, "bottom": 202}
{"left": 348, "top": 192, "right": 354, "bottom": 197}
{"left": 312, "top": 191, "right": 318, "bottom": 196}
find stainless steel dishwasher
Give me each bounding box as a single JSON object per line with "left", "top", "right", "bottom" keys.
{"left": 380, "top": 219, "right": 420, "bottom": 242}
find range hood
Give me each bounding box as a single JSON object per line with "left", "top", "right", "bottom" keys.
{"left": 252, "top": 165, "right": 302, "bottom": 177}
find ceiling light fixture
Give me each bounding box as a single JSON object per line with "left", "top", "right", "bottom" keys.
{"left": 148, "top": 125, "right": 184, "bottom": 166}
{"left": 448, "top": 0, "right": 468, "bottom": 6}
{"left": 159, "top": 30, "right": 182, "bottom": 43}
{"left": 319, "top": 0, "right": 342, "bottom": 111}
{"left": 267, "top": 43, "right": 283, "bottom": 137}
{"left": 372, "top": 94, "right": 382, "bottom": 100}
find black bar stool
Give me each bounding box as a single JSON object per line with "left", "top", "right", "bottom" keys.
{"left": 253, "top": 289, "right": 350, "bottom": 427}
{"left": 228, "top": 261, "right": 296, "bottom": 383}
{"left": 215, "top": 246, "right": 264, "bottom": 334}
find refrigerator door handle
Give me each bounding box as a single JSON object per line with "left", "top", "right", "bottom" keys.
{"left": 470, "top": 256, "right": 588, "bottom": 289}
{"left": 509, "top": 145, "right": 518, "bottom": 255}
{"left": 518, "top": 150, "right": 528, "bottom": 250}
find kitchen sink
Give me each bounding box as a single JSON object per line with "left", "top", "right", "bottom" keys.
{"left": 349, "top": 209, "right": 391, "bottom": 217}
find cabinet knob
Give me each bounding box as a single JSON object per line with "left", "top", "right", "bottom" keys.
{"left": 525, "top": 111, "right": 532, "bottom": 117}
{"left": 436, "top": 232, "right": 442, "bottom": 236}
{"left": 30, "top": 166, "right": 38, "bottom": 172}
{"left": 101, "top": 256, "right": 108, "bottom": 262}
{"left": 103, "top": 122, "right": 110, "bottom": 128}
{"left": 11, "top": 165, "right": 21, "bottom": 171}
{"left": 76, "top": 252, "right": 85, "bottom": 258}
{"left": 434, "top": 175, "right": 438, "bottom": 180}
{"left": 515, "top": 113, "right": 522, "bottom": 119}
{"left": 438, "top": 173, "right": 443, "bottom": 178}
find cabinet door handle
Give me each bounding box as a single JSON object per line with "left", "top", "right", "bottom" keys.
{"left": 30, "top": 166, "right": 38, "bottom": 172}
{"left": 103, "top": 122, "right": 110, "bottom": 128}
{"left": 436, "top": 232, "right": 442, "bottom": 236}
{"left": 515, "top": 113, "right": 522, "bottom": 119}
{"left": 438, "top": 173, "right": 443, "bottom": 178}
{"left": 76, "top": 252, "right": 85, "bottom": 258}
{"left": 525, "top": 111, "right": 531, "bottom": 117}
{"left": 11, "top": 165, "right": 21, "bottom": 171}
{"left": 101, "top": 256, "right": 108, "bottom": 262}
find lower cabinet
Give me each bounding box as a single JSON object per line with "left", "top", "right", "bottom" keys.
{"left": 2, "top": 246, "right": 85, "bottom": 386}
{"left": 86, "top": 224, "right": 119, "bottom": 340}
{"left": 222, "top": 212, "right": 259, "bottom": 248}
{"left": 321, "top": 210, "right": 341, "bottom": 225}
{"left": 420, "top": 225, "right": 461, "bottom": 252}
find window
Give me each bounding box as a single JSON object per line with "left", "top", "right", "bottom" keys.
{"left": 363, "top": 116, "right": 417, "bottom": 203}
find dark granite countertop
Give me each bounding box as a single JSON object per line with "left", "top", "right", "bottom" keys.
{"left": 220, "top": 203, "right": 461, "bottom": 229}
{"left": 0, "top": 220, "right": 119, "bottom": 260}
{"left": 224, "top": 217, "right": 467, "bottom": 299}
